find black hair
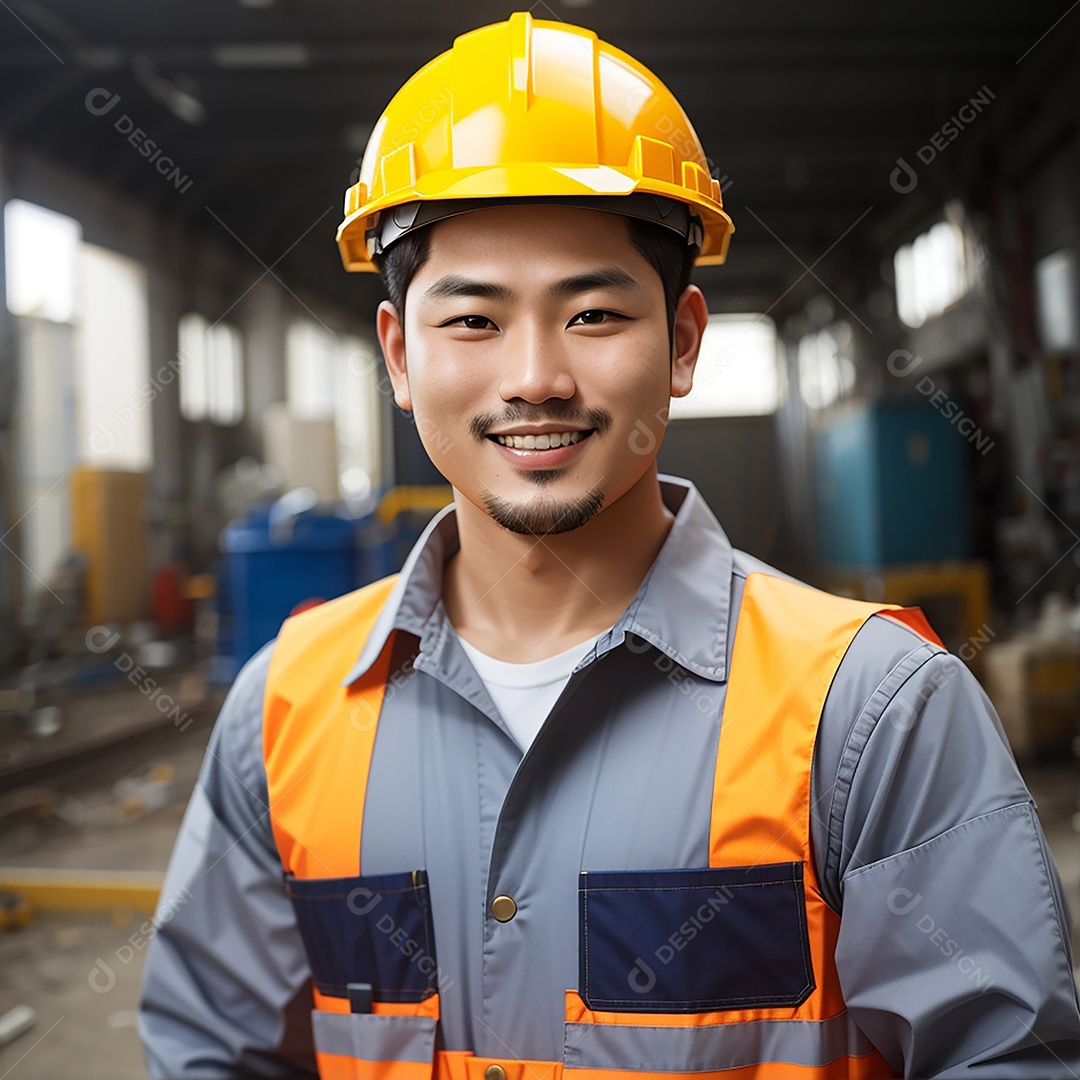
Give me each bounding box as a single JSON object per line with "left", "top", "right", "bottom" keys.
{"left": 373, "top": 211, "right": 697, "bottom": 349}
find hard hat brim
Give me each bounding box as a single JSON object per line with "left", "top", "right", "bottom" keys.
{"left": 338, "top": 171, "right": 733, "bottom": 273}
{"left": 363, "top": 193, "right": 711, "bottom": 262}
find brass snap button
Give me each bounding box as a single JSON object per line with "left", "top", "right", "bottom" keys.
{"left": 484, "top": 1066, "right": 507, "bottom": 1080}
{"left": 490, "top": 895, "right": 517, "bottom": 922}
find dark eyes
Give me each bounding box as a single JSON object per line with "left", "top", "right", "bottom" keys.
{"left": 452, "top": 315, "right": 496, "bottom": 331}
{"left": 440, "top": 310, "right": 622, "bottom": 331}
{"left": 568, "top": 309, "right": 618, "bottom": 326}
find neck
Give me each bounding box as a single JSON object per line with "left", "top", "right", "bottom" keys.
{"left": 442, "top": 466, "right": 675, "bottom": 663}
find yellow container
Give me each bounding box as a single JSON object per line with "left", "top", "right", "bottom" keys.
{"left": 70, "top": 466, "right": 149, "bottom": 624}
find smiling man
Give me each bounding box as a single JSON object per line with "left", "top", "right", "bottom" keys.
{"left": 379, "top": 202, "right": 708, "bottom": 666}
{"left": 140, "top": 12, "right": 1080, "bottom": 1080}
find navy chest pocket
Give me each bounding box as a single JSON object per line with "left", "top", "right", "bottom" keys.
{"left": 578, "top": 863, "right": 813, "bottom": 1012}
{"left": 285, "top": 868, "right": 439, "bottom": 1002}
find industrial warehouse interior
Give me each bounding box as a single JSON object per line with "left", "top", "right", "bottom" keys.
{"left": 1, "top": 1, "right": 1080, "bottom": 1076}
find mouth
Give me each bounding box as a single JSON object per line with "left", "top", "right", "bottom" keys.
{"left": 487, "top": 429, "right": 593, "bottom": 450}
{"left": 485, "top": 428, "right": 596, "bottom": 468}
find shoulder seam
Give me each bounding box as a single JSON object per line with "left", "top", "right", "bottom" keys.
{"left": 823, "top": 641, "right": 945, "bottom": 901}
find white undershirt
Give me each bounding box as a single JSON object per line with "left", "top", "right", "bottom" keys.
{"left": 456, "top": 627, "right": 612, "bottom": 752}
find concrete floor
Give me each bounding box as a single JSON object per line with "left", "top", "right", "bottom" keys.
{"left": 0, "top": 737, "right": 1077, "bottom": 1079}
{"left": 0, "top": 727, "right": 199, "bottom": 1080}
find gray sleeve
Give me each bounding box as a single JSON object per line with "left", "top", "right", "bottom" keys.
{"left": 137, "top": 641, "right": 318, "bottom": 1079}
{"left": 819, "top": 625, "right": 1080, "bottom": 1077}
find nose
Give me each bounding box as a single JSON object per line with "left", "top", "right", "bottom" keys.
{"left": 497, "top": 320, "right": 577, "bottom": 405}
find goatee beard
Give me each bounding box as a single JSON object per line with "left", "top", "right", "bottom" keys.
{"left": 481, "top": 486, "right": 606, "bottom": 536}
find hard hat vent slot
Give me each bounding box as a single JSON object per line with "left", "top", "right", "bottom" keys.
{"left": 631, "top": 136, "right": 675, "bottom": 185}
{"left": 381, "top": 145, "right": 417, "bottom": 196}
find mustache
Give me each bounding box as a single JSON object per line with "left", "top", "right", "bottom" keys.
{"left": 471, "top": 407, "right": 613, "bottom": 440}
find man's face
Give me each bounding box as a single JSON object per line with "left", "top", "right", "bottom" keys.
{"left": 378, "top": 204, "right": 701, "bottom": 537}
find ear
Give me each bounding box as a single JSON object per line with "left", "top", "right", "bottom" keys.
{"left": 376, "top": 299, "right": 413, "bottom": 412}
{"left": 670, "top": 284, "right": 708, "bottom": 399}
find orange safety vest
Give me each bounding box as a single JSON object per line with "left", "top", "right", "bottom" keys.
{"left": 264, "top": 571, "right": 943, "bottom": 1080}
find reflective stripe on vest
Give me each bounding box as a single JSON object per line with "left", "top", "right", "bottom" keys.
{"left": 264, "top": 570, "right": 943, "bottom": 1078}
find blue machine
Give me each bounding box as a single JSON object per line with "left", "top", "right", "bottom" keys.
{"left": 813, "top": 400, "right": 971, "bottom": 567}
{"left": 219, "top": 494, "right": 398, "bottom": 679}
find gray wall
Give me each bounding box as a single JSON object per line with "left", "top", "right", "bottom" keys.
{"left": 657, "top": 415, "right": 798, "bottom": 573}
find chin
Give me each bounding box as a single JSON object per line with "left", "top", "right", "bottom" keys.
{"left": 479, "top": 483, "right": 607, "bottom": 537}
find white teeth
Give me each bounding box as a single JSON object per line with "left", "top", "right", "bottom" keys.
{"left": 494, "top": 430, "right": 589, "bottom": 449}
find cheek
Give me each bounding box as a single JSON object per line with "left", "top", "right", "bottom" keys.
{"left": 586, "top": 334, "right": 671, "bottom": 414}
{"left": 404, "top": 341, "right": 483, "bottom": 416}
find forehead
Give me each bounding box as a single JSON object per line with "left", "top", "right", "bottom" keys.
{"left": 418, "top": 203, "right": 644, "bottom": 276}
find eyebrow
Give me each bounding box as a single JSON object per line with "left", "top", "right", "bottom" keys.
{"left": 424, "top": 275, "right": 512, "bottom": 301}
{"left": 549, "top": 266, "right": 639, "bottom": 297}
{"left": 423, "top": 266, "right": 640, "bottom": 302}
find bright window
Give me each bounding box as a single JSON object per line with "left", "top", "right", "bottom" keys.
{"left": 77, "top": 243, "right": 152, "bottom": 468}
{"left": 286, "top": 319, "right": 337, "bottom": 420}
{"left": 669, "top": 313, "right": 781, "bottom": 419}
{"left": 4, "top": 207, "right": 157, "bottom": 595}
{"left": 15, "top": 320, "right": 76, "bottom": 603}
{"left": 1034, "top": 249, "right": 1078, "bottom": 352}
{"left": 178, "top": 314, "right": 208, "bottom": 422}
{"left": 798, "top": 323, "right": 856, "bottom": 410}
{"left": 894, "top": 206, "right": 977, "bottom": 328}
{"left": 286, "top": 320, "right": 384, "bottom": 495}
{"left": 179, "top": 312, "right": 245, "bottom": 424}
{"left": 208, "top": 322, "right": 244, "bottom": 425}
{"left": 4, "top": 199, "right": 81, "bottom": 323}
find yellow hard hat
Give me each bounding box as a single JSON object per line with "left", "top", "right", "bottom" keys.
{"left": 337, "top": 11, "right": 733, "bottom": 272}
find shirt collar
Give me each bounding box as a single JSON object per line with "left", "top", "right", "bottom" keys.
{"left": 340, "top": 473, "right": 733, "bottom": 686}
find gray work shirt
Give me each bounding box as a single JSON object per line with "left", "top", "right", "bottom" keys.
{"left": 138, "top": 474, "right": 1080, "bottom": 1078}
